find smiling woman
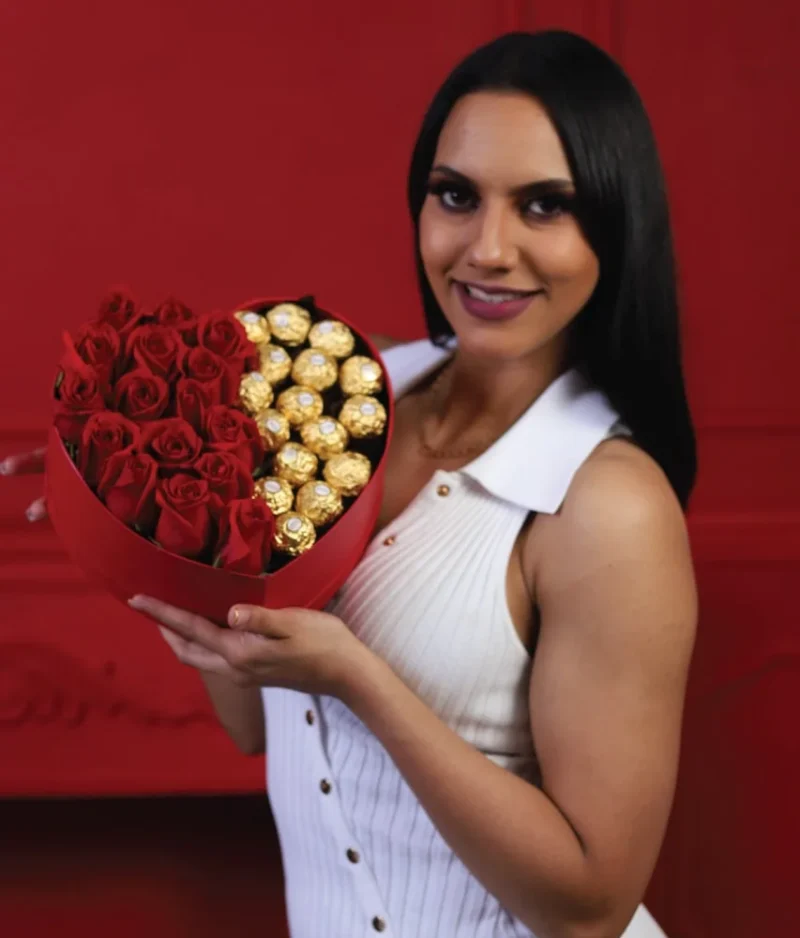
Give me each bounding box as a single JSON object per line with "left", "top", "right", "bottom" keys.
{"left": 3, "top": 29, "right": 696, "bottom": 938}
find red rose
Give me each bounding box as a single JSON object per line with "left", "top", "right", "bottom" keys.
{"left": 204, "top": 405, "right": 265, "bottom": 473}
{"left": 154, "top": 297, "right": 198, "bottom": 345}
{"left": 96, "top": 289, "right": 143, "bottom": 335}
{"left": 98, "top": 451, "right": 159, "bottom": 533}
{"left": 181, "top": 347, "right": 233, "bottom": 404}
{"left": 155, "top": 473, "right": 214, "bottom": 559}
{"left": 124, "top": 324, "right": 186, "bottom": 380}
{"left": 114, "top": 369, "right": 170, "bottom": 422}
{"left": 214, "top": 498, "right": 274, "bottom": 575}
{"left": 194, "top": 451, "right": 254, "bottom": 508}
{"left": 197, "top": 310, "right": 257, "bottom": 365}
{"left": 174, "top": 377, "right": 215, "bottom": 432}
{"left": 141, "top": 418, "right": 203, "bottom": 475}
{"left": 53, "top": 365, "right": 107, "bottom": 445}
{"left": 78, "top": 411, "right": 140, "bottom": 489}
{"left": 71, "top": 322, "right": 122, "bottom": 385}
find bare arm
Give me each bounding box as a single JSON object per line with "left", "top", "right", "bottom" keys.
{"left": 343, "top": 443, "right": 696, "bottom": 938}
{"left": 199, "top": 672, "right": 265, "bottom": 756}
{"left": 369, "top": 333, "right": 402, "bottom": 351}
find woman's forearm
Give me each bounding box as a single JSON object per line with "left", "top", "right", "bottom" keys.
{"left": 342, "top": 652, "right": 619, "bottom": 938}
{"left": 200, "top": 672, "right": 265, "bottom": 756}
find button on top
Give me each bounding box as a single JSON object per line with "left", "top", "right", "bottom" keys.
{"left": 319, "top": 779, "right": 332, "bottom": 794}
{"left": 346, "top": 848, "right": 360, "bottom": 863}
{"left": 436, "top": 484, "right": 451, "bottom": 497}
{"left": 383, "top": 535, "right": 396, "bottom": 546}
{"left": 372, "top": 917, "right": 387, "bottom": 932}
{"left": 305, "top": 710, "right": 315, "bottom": 725}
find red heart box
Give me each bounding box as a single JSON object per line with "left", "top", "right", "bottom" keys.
{"left": 45, "top": 298, "right": 393, "bottom": 624}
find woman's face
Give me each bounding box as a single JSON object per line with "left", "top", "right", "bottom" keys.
{"left": 419, "top": 91, "right": 599, "bottom": 365}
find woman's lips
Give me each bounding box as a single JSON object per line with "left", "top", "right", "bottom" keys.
{"left": 453, "top": 281, "right": 541, "bottom": 322}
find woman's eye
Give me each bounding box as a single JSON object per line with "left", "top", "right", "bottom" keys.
{"left": 427, "top": 182, "right": 476, "bottom": 213}
{"left": 524, "top": 195, "right": 570, "bottom": 219}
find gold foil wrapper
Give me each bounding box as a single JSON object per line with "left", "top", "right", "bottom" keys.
{"left": 339, "top": 394, "right": 387, "bottom": 438}
{"left": 339, "top": 355, "right": 384, "bottom": 396}
{"left": 253, "top": 476, "right": 294, "bottom": 515}
{"left": 323, "top": 451, "right": 372, "bottom": 497}
{"left": 255, "top": 408, "right": 291, "bottom": 452}
{"left": 273, "top": 442, "right": 319, "bottom": 486}
{"left": 308, "top": 319, "right": 355, "bottom": 359}
{"left": 291, "top": 348, "right": 339, "bottom": 392}
{"left": 273, "top": 511, "right": 316, "bottom": 556}
{"left": 295, "top": 480, "right": 344, "bottom": 527}
{"left": 300, "top": 416, "right": 349, "bottom": 459}
{"left": 277, "top": 385, "right": 324, "bottom": 427}
{"left": 234, "top": 310, "right": 271, "bottom": 344}
{"left": 258, "top": 343, "right": 293, "bottom": 384}
{"left": 239, "top": 370, "right": 274, "bottom": 415}
{"left": 266, "top": 303, "right": 312, "bottom": 346}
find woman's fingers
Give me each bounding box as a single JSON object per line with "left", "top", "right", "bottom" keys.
{"left": 0, "top": 447, "right": 47, "bottom": 476}
{"left": 128, "top": 595, "right": 227, "bottom": 656}
{"left": 25, "top": 496, "right": 48, "bottom": 522}
{"left": 157, "top": 627, "right": 236, "bottom": 676}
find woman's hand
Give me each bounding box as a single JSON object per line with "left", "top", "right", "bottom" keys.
{"left": 0, "top": 446, "right": 48, "bottom": 520}
{"left": 128, "top": 595, "right": 377, "bottom": 700}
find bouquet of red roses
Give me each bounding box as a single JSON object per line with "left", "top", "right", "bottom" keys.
{"left": 45, "top": 290, "right": 392, "bottom": 622}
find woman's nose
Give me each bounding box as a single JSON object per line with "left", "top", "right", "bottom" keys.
{"left": 466, "top": 205, "right": 518, "bottom": 271}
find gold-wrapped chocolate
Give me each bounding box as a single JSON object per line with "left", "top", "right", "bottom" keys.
{"left": 291, "top": 349, "right": 339, "bottom": 392}
{"left": 295, "top": 480, "right": 344, "bottom": 527}
{"left": 258, "top": 343, "right": 293, "bottom": 384}
{"left": 273, "top": 442, "right": 319, "bottom": 486}
{"left": 273, "top": 511, "right": 316, "bottom": 556}
{"left": 339, "top": 355, "right": 384, "bottom": 396}
{"left": 300, "top": 416, "right": 349, "bottom": 459}
{"left": 266, "top": 303, "right": 312, "bottom": 346}
{"left": 255, "top": 408, "right": 291, "bottom": 452}
{"left": 323, "top": 451, "right": 372, "bottom": 497}
{"left": 239, "top": 370, "right": 274, "bottom": 414}
{"left": 234, "top": 310, "right": 271, "bottom": 344}
{"left": 308, "top": 319, "right": 355, "bottom": 359}
{"left": 339, "top": 395, "right": 387, "bottom": 438}
{"left": 277, "top": 385, "right": 324, "bottom": 427}
{"left": 253, "top": 476, "right": 294, "bottom": 515}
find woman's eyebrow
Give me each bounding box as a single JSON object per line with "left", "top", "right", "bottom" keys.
{"left": 430, "top": 164, "right": 575, "bottom": 196}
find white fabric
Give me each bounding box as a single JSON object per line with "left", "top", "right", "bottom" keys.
{"left": 262, "top": 340, "right": 667, "bottom": 938}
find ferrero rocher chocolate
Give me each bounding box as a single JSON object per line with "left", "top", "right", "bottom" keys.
{"left": 339, "top": 394, "right": 387, "bottom": 438}
{"left": 255, "top": 408, "right": 291, "bottom": 452}
{"left": 277, "top": 385, "right": 324, "bottom": 427}
{"left": 253, "top": 476, "right": 294, "bottom": 515}
{"left": 258, "top": 343, "right": 293, "bottom": 384}
{"left": 273, "top": 511, "right": 316, "bottom": 556}
{"left": 234, "top": 310, "right": 271, "bottom": 344}
{"left": 323, "top": 451, "right": 372, "bottom": 497}
{"left": 273, "top": 442, "right": 319, "bottom": 487}
{"left": 266, "top": 303, "right": 312, "bottom": 346}
{"left": 300, "top": 416, "right": 349, "bottom": 459}
{"left": 291, "top": 348, "right": 339, "bottom": 392}
{"left": 339, "top": 355, "right": 384, "bottom": 396}
{"left": 308, "top": 319, "right": 355, "bottom": 359}
{"left": 295, "top": 480, "right": 344, "bottom": 527}
{"left": 239, "top": 370, "right": 274, "bottom": 415}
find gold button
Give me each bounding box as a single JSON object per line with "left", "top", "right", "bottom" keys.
{"left": 383, "top": 535, "right": 396, "bottom": 546}
{"left": 436, "top": 484, "right": 450, "bottom": 497}
{"left": 320, "top": 779, "right": 332, "bottom": 794}
{"left": 305, "top": 710, "right": 315, "bottom": 725}
{"left": 372, "top": 917, "right": 387, "bottom": 932}
{"left": 346, "top": 848, "right": 360, "bottom": 863}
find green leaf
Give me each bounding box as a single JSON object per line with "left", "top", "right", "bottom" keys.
{"left": 212, "top": 553, "right": 223, "bottom": 568}
{"left": 54, "top": 370, "right": 64, "bottom": 395}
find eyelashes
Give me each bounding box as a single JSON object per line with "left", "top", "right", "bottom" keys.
{"left": 425, "top": 179, "right": 575, "bottom": 221}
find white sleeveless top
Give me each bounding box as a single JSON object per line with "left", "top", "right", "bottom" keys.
{"left": 262, "top": 340, "right": 668, "bottom": 938}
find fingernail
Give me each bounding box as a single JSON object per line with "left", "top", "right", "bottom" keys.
{"left": 128, "top": 596, "right": 144, "bottom": 609}
{"left": 0, "top": 459, "right": 11, "bottom": 475}
{"left": 25, "top": 506, "right": 39, "bottom": 522}
{"left": 229, "top": 606, "right": 249, "bottom": 627}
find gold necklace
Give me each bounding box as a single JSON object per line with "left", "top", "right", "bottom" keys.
{"left": 416, "top": 366, "right": 503, "bottom": 461}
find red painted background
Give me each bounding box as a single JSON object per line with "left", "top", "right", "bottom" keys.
{"left": 1, "top": 2, "right": 798, "bottom": 936}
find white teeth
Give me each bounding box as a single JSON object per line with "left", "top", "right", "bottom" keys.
{"left": 464, "top": 284, "right": 525, "bottom": 304}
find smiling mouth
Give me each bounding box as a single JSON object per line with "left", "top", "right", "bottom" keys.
{"left": 458, "top": 282, "right": 542, "bottom": 304}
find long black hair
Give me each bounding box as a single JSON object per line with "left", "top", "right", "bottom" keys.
{"left": 407, "top": 31, "right": 697, "bottom": 508}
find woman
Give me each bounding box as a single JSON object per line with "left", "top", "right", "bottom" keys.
{"left": 4, "top": 31, "right": 697, "bottom": 938}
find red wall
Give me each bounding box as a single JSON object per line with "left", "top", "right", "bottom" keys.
{"left": 1, "top": 2, "right": 798, "bottom": 937}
